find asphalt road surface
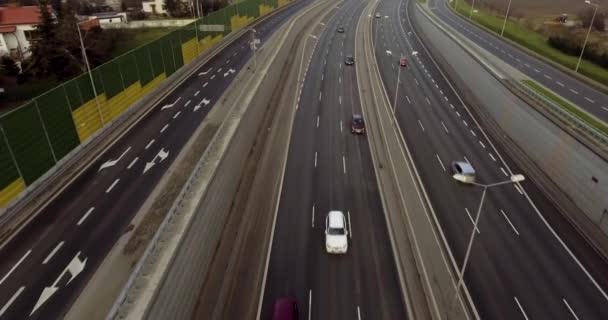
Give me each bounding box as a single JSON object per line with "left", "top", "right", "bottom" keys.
{"left": 372, "top": 0, "right": 608, "bottom": 318}
{"left": 432, "top": 0, "right": 608, "bottom": 122}
{"left": 260, "top": 0, "right": 408, "bottom": 319}
{"left": 0, "top": 2, "right": 313, "bottom": 319}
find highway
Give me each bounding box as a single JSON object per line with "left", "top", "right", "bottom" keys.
{"left": 372, "top": 0, "right": 608, "bottom": 318}
{"left": 433, "top": 0, "right": 608, "bottom": 121}
{"left": 0, "top": 2, "right": 312, "bottom": 318}
{"left": 260, "top": 0, "right": 408, "bottom": 318}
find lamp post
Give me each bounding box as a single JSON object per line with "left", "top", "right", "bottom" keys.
{"left": 250, "top": 28, "right": 258, "bottom": 71}
{"left": 468, "top": 0, "right": 476, "bottom": 19}
{"left": 500, "top": 0, "right": 513, "bottom": 36}
{"left": 576, "top": 0, "right": 599, "bottom": 72}
{"left": 393, "top": 62, "right": 402, "bottom": 114}
{"left": 76, "top": 21, "right": 104, "bottom": 126}
{"left": 449, "top": 173, "right": 525, "bottom": 314}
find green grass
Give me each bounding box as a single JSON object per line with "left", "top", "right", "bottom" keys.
{"left": 522, "top": 79, "right": 608, "bottom": 135}
{"left": 450, "top": 1, "right": 608, "bottom": 87}
{"left": 111, "top": 27, "right": 176, "bottom": 57}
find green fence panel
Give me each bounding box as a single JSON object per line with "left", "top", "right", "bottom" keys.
{"left": 180, "top": 22, "right": 197, "bottom": 43}
{"left": 172, "top": 33, "right": 184, "bottom": 69}
{"left": 63, "top": 79, "right": 83, "bottom": 111}
{"left": 148, "top": 41, "right": 165, "bottom": 77}
{"left": 99, "top": 60, "right": 124, "bottom": 99}
{"left": 160, "top": 36, "right": 177, "bottom": 76}
{"left": 0, "top": 129, "right": 19, "bottom": 190}
{"left": 117, "top": 54, "right": 139, "bottom": 88}
{"left": 36, "top": 90, "right": 80, "bottom": 160}
{"left": 0, "top": 103, "right": 55, "bottom": 185}
{"left": 135, "top": 45, "right": 154, "bottom": 85}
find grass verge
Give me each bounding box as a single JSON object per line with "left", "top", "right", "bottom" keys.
{"left": 450, "top": 1, "right": 608, "bottom": 87}
{"left": 522, "top": 79, "right": 608, "bottom": 135}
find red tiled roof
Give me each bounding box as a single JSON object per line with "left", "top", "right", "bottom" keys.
{"left": 0, "top": 5, "right": 53, "bottom": 26}
{"left": 0, "top": 25, "right": 16, "bottom": 33}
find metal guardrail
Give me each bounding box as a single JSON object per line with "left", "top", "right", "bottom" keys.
{"left": 514, "top": 80, "right": 608, "bottom": 147}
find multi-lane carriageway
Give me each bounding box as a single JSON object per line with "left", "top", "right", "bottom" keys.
{"left": 0, "top": 1, "right": 312, "bottom": 318}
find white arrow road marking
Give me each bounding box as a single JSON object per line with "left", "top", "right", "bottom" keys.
{"left": 98, "top": 147, "right": 131, "bottom": 171}
{"left": 386, "top": 50, "right": 392, "bottom": 55}
{"left": 198, "top": 68, "right": 212, "bottom": 76}
{"left": 223, "top": 68, "right": 236, "bottom": 77}
{"left": 161, "top": 97, "right": 181, "bottom": 110}
{"left": 194, "top": 98, "right": 211, "bottom": 112}
{"left": 143, "top": 148, "right": 170, "bottom": 174}
{"left": 31, "top": 252, "right": 87, "bottom": 315}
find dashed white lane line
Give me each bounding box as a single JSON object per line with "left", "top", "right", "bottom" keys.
{"left": 226, "top": 59, "right": 230, "bottom": 64}
{"left": 342, "top": 155, "right": 347, "bottom": 174}
{"left": 145, "top": 139, "right": 155, "bottom": 150}
{"left": 314, "top": 152, "right": 318, "bottom": 168}
{"left": 233, "top": 52, "right": 238, "bottom": 57}
{"left": 43, "top": 241, "right": 64, "bottom": 264}
{"left": 339, "top": 96, "right": 342, "bottom": 105}
{"left": 470, "top": 129, "right": 476, "bottom": 137}
{"left": 426, "top": 97, "right": 431, "bottom": 105}
{"left": 514, "top": 297, "right": 529, "bottom": 320}
{"left": 0, "top": 250, "right": 31, "bottom": 286}
{"left": 210, "top": 74, "right": 216, "bottom": 80}
{"left": 570, "top": 89, "right": 579, "bottom": 94}
{"left": 127, "top": 157, "right": 138, "bottom": 169}
{"left": 464, "top": 156, "right": 471, "bottom": 165}
{"left": 500, "top": 167, "right": 509, "bottom": 177}
{"left": 436, "top": 154, "right": 446, "bottom": 171}
{"left": 488, "top": 153, "right": 496, "bottom": 162}
{"left": 308, "top": 290, "right": 312, "bottom": 320}
{"left": 321, "top": 73, "right": 324, "bottom": 81}
{"left": 194, "top": 90, "right": 200, "bottom": 97}
{"left": 544, "top": 74, "right": 552, "bottom": 80}
{"left": 106, "top": 178, "right": 120, "bottom": 193}
{"left": 450, "top": 103, "right": 455, "bottom": 109}
{"left": 524, "top": 63, "right": 530, "bottom": 68}
{"left": 340, "top": 120, "right": 343, "bottom": 133}
{"left": 465, "top": 208, "right": 480, "bottom": 234}
{"left": 184, "top": 100, "right": 191, "bottom": 107}
{"left": 456, "top": 111, "right": 461, "bottom": 117}
{"left": 77, "top": 207, "right": 95, "bottom": 226}
{"left": 173, "top": 111, "right": 181, "bottom": 119}
{"left": 161, "top": 124, "right": 169, "bottom": 133}
{"left": 533, "top": 68, "right": 540, "bottom": 73}
{"left": 441, "top": 121, "right": 449, "bottom": 133}
{"left": 203, "top": 82, "right": 208, "bottom": 88}
{"left": 584, "top": 97, "right": 595, "bottom": 103}
{"left": 418, "top": 120, "right": 425, "bottom": 131}
{"left": 319, "top": 91, "right": 322, "bottom": 101}
{"left": 316, "top": 115, "right": 320, "bottom": 128}
{"left": 339, "top": 76, "right": 341, "bottom": 83}
{"left": 500, "top": 209, "right": 520, "bottom": 235}
{"left": 463, "top": 120, "right": 468, "bottom": 127}
{"left": 563, "top": 299, "right": 579, "bottom": 320}
{"left": 406, "top": 95, "right": 411, "bottom": 104}
{"left": 357, "top": 306, "right": 362, "bottom": 320}
{"left": 0, "top": 286, "right": 25, "bottom": 317}
{"left": 217, "top": 67, "right": 222, "bottom": 73}
{"left": 311, "top": 204, "right": 315, "bottom": 228}
{"left": 414, "top": 78, "right": 419, "bottom": 85}
{"left": 556, "top": 81, "right": 564, "bottom": 87}
{"left": 603, "top": 107, "right": 608, "bottom": 112}
{"left": 479, "top": 140, "right": 486, "bottom": 149}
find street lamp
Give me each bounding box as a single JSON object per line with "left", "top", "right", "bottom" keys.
{"left": 500, "top": 0, "right": 513, "bottom": 36}
{"left": 468, "top": 0, "right": 476, "bottom": 20}
{"left": 76, "top": 21, "right": 104, "bottom": 125}
{"left": 449, "top": 173, "right": 525, "bottom": 313}
{"left": 250, "top": 28, "right": 258, "bottom": 71}
{"left": 393, "top": 61, "right": 402, "bottom": 114}
{"left": 576, "top": 0, "right": 599, "bottom": 72}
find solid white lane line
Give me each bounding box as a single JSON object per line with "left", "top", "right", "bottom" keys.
{"left": 0, "top": 250, "right": 31, "bottom": 285}
{"left": 488, "top": 153, "right": 496, "bottom": 162}
{"left": 160, "top": 124, "right": 169, "bottom": 133}
{"left": 436, "top": 154, "right": 446, "bottom": 171}
{"left": 127, "top": 157, "right": 138, "bottom": 169}
{"left": 316, "top": 115, "right": 320, "bottom": 128}
{"left": 357, "top": 306, "right": 362, "bottom": 320}
{"left": 563, "top": 299, "right": 579, "bottom": 320}
{"left": 441, "top": 121, "right": 449, "bottom": 133}
{"left": 347, "top": 210, "right": 352, "bottom": 238}
{"left": 418, "top": 120, "right": 425, "bottom": 131}
{"left": 77, "top": 207, "right": 95, "bottom": 226}
{"left": 0, "top": 286, "right": 25, "bottom": 316}
{"left": 106, "top": 178, "right": 120, "bottom": 193}
{"left": 145, "top": 139, "right": 155, "bottom": 150}
{"left": 185, "top": 100, "right": 191, "bottom": 107}
{"left": 470, "top": 129, "right": 476, "bottom": 137}
{"left": 406, "top": 95, "right": 411, "bottom": 104}
{"left": 570, "top": 89, "right": 579, "bottom": 94}
{"left": 426, "top": 97, "right": 431, "bottom": 105}
{"left": 584, "top": 97, "right": 595, "bottom": 103}
{"left": 500, "top": 209, "right": 519, "bottom": 235}
{"left": 465, "top": 208, "right": 480, "bottom": 234}
{"left": 514, "top": 297, "right": 529, "bottom": 320}
{"left": 463, "top": 120, "right": 468, "bottom": 127}
{"left": 556, "top": 81, "right": 564, "bottom": 87}
{"left": 43, "top": 241, "right": 64, "bottom": 264}
{"left": 203, "top": 82, "right": 208, "bottom": 88}
{"left": 514, "top": 184, "right": 524, "bottom": 195}
{"left": 500, "top": 167, "right": 508, "bottom": 177}
{"left": 342, "top": 156, "right": 347, "bottom": 174}
{"left": 479, "top": 141, "right": 486, "bottom": 149}
{"left": 194, "top": 90, "right": 200, "bottom": 97}
{"left": 173, "top": 111, "right": 181, "bottom": 119}
{"left": 308, "top": 290, "right": 312, "bottom": 320}
{"left": 312, "top": 204, "right": 315, "bottom": 228}
{"left": 314, "top": 152, "right": 318, "bottom": 168}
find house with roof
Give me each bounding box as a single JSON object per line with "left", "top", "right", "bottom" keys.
{"left": 0, "top": 5, "right": 54, "bottom": 61}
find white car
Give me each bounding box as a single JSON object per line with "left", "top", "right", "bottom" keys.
{"left": 375, "top": 13, "right": 381, "bottom": 18}
{"left": 325, "top": 211, "right": 348, "bottom": 254}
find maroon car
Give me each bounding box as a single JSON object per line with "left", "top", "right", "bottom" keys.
{"left": 351, "top": 114, "right": 366, "bottom": 134}
{"left": 272, "top": 298, "right": 298, "bottom": 320}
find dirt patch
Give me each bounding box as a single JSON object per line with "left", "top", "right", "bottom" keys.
{"left": 122, "top": 123, "right": 220, "bottom": 256}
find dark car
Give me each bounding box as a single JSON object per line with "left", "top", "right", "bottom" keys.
{"left": 345, "top": 56, "right": 355, "bottom": 65}
{"left": 400, "top": 57, "right": 408, "bottom": 67}
{"left": 337, "top": 26, "right": 345, "bottom": 33}
{"left": 272, "top": 298, "right": 298, "bottom": 320}
{"left": 351, "top": 114, "right": 365, "bottom": 134}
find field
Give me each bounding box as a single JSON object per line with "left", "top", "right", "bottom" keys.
{"left": 477, "top": 0, "right": 608, "bottom": 18}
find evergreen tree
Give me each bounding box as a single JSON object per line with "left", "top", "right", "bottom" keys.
{"left": 26, "top": 0, "right": 60, "bottom": 77}
{"left": 0, "top": 56, "right": 20, "bottom": 77}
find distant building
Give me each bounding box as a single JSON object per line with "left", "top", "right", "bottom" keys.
{"left": 0, "top": 5, "right": 55, "bottom": 61}
{"left": 142, "top": 0, "right": 167, "bottom": 15}
{"left": 86, "top": 11, "right": 128, "bottom": 26}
